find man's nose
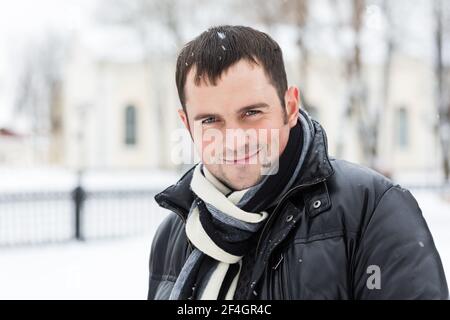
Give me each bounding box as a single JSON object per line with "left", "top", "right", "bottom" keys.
{"left": 223, "top": 132, "right": 257, "bottom": 159}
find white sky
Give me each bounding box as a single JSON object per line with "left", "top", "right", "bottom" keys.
{"left": 0, "top": 0, "right": 98, "bottom": 126}
{"left": 0, "top": 0, "right": 95, "bottom": 37}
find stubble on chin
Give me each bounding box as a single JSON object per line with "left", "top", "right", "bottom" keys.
{"left": 212, "top": 164, "right": 263, "bottom": 191}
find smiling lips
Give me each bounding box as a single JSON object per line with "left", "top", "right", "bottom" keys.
{"left": 223, "top": 148, "right": 261, "bottom": 164}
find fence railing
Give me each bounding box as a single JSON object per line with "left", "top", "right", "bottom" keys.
{"left": 0, "top": 186, "right": 168, "bottom": 247}
{"left": 1, "top": 182, "right": 448, "bottom": 247}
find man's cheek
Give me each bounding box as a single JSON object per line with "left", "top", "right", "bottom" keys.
{"left": 202, "top": 141, "right": 220, "bottom": 164}
{"left": 257, "top": 128, "right": 277, "bottom": 151}
{"left": 258, "top": 128, "right": 281, "bottom": 174}
{"left": 202, "top": 130, "right": 224, "bottom": 164}
{"left": 191, "top": 127, "right": 219, "bottom": 164}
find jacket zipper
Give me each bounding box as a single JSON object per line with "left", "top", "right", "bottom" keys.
{"left": 270, "top": 253, "right": 285, "bottom": 300}
{"left": 277, "top": 254, "right": 285, "bottom": 300}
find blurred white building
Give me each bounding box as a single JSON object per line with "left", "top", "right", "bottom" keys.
{"left": 288, "top": 52, "right": 443, "bottom": 182}
{"left": 60, "top": 28, "right": 181, "bottom": 170}
{"left": 0, "top": 23, "right": 447, "bottom": 183}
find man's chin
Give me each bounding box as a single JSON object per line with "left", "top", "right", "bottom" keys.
{"left": 220, "top": 165, "right": 262, "bottom": 190}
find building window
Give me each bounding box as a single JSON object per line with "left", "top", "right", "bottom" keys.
{"left": 396, "top": 107, "right": 408, "bottom": 148}
{"left": 125, "top": 105, "right": 137, "bottom": 145}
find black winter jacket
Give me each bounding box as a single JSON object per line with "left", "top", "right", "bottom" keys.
{"left": 148, "top": 120, "right": 448, "bottom": 300}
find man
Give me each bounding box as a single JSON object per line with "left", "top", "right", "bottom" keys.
{"left": 147, "top": 25, "right": 448, "bottom": 300}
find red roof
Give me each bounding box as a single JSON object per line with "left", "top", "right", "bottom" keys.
{"left": 0, "top": 128, "right": 21, "bottom": 138}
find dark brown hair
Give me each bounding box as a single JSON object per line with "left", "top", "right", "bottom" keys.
{"left": 175, "top": 25, "right": 288, "bottom": 111}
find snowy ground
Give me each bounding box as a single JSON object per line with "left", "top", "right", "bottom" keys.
{"left": 0, "top": 235, "right": 155, "bottom": 299}
{"left": 0, "top": 189, "right": 449, "bottom": 300}
{"left": 410, "top": 190, "right": 450, "bottom": 281}
{"left": 0, "top": 167, "right": 180, "bottom": 192}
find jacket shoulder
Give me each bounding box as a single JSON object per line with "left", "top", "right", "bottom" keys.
{"left": 329, "top": 158, "right": 394, "bottom": 208}
{"left": 321, "top": 159, "right": 396, "bottom": 234}
{"left": 329, "top": 158, "right": 394, "bottom": 195}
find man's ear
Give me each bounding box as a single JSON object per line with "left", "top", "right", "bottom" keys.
{"left": 284, "top": 86, "right": 300, "bottom": 128}
{"left": 178, "top": 108, "right": 197, "bottom": 142}
{"left": 178, "top": 108, "right": 190, "bottom": 132}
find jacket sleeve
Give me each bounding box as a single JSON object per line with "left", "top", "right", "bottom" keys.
{"left": 352, "top": 185, "right": 448, "bottom": 299}
{"left": 147, "top": 214, "right": 177, "bottom": 300}
{"left": 147, "top": 212, "right": 188, "bottom": 300}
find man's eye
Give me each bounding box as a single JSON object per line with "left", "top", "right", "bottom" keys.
{"left": 245, "top": 110, "right": 261, "bottom": 117}
{"left": 202, "top": 117, "right": 216, "bottom": 124}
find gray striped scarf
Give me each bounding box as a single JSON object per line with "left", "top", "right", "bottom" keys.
{"left": 169, "top": 110, "right": 314, "bottom": 300}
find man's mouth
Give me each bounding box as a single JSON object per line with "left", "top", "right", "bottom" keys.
{"left": 222, "top": 148, "right": 261, "bottom": 165}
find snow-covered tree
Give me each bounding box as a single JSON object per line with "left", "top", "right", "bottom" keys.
{"left": 433, "top": 0, "right": 450, "bottom": 181}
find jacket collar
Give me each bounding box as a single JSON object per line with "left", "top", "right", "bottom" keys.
{"left": 154, "top": 119, "right": 335, "bottom": 220}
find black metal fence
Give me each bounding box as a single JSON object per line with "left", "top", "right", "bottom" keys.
{"left": 1, "top": 182, "right": 448, "bottom": 247}
{"left": 0, "top": 186, "right": 167, "bottom": 246}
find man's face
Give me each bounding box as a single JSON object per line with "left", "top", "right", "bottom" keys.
{"left": 179, "top": 59, "right": 299, "bottom": 190}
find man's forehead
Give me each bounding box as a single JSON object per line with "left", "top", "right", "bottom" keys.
{"left": 184, "top": 60, "right": 273, "bottom": 110}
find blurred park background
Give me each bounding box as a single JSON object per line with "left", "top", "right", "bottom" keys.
{"left": 0, "top": 0, "right": 449, "bottom": 299}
